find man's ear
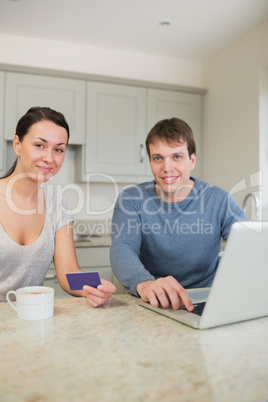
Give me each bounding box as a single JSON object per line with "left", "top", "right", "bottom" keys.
{"left": 13, "top": 135, "right": 21, "bottom": 156}
{"left": 190, "top": 153, "right": 196, "bottom": 171}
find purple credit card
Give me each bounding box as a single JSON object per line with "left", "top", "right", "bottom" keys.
{"left": 66, "top": 272, "right": 101, "bottom": 290}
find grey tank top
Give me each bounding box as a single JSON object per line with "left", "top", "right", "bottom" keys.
{"left": 0, "top": 189, "right": 73, "bottom": 302}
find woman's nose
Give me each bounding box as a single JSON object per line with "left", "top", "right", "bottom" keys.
{"left": 43, "top": 148, "right": 54, "bottom": 162}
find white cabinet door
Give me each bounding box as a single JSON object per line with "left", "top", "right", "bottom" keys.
{"left": 85, "top": 82, "right": 147, "bottom": 177}
{"left": 0, "top": 72, "right": 4, "bottom": 175}
{"left": 147, "top": 89, "right": 203, "bottom": 178}
{"left": 4, "top": 72, "right": 86, "bottom": 145}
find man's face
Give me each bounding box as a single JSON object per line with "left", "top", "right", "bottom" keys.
{"left": 149, "top": 140, "right": 196, "bottom": 202}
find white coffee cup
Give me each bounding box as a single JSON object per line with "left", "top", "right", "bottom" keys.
{"left": 6, "top": 286, "right": 54, "bottom": 320}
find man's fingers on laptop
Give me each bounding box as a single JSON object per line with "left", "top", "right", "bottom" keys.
{"left": 144, "top": 278, "right": 179, "bottom": 309}
{"left": 153, "top": 287, "right": 172, "bottom": 309}
{"left": 149, "top": 277, "right": 184, "bottom": 310}
{"left": 172, "top": 280, "right": 194, "bottom": 311}
{"left": 138, "top": 277, "right": 194, "bottom": 311}
{"left": 138, "top": 280, "right": 174, "bottom": 308}
{"left": 179, "top": 290, "right": 194, "bottom": 311}
{"left": 146, "top": 290, "right": 160, "bottom": 307}
{"left": 161, "top": 286, "right": 182, "bottom": 310}
{"left": 162, "top": 276, "right": 193, "bottom": 311}
{"left": 144, "top": 285, "right": 170, "bottom": 308}
{"left": 185, "top": 301, "right": 194, "bottom": 312}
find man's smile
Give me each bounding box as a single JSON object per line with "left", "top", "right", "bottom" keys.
{"left": 161, "top": 176, "right": 179, "bottom": 183}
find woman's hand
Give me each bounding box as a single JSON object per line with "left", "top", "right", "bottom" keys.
{"left": 83, "top": 279, "right": 116, "bottom": 307}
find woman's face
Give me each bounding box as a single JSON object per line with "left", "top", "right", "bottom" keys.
{"left": 13, "top": 120, "right": 68, "bottom": 183}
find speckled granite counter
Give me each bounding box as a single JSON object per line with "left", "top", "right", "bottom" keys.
{"left": 0, "top": 295, "right": 268, "bottom": 402}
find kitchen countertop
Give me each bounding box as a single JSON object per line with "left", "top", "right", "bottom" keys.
{"left": 0, "top": 295, "right": 268, "bottom": 402}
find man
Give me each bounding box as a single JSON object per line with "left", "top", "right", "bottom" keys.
{"left": 110, "top": 118, "right": 247, "bottom": 311}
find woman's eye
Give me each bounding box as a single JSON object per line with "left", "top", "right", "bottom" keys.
{"left": 55, "top": 148, "right": 64, "bottom": 153}
{"left": 36, "top": 144, "right": 44, "bottom": 149}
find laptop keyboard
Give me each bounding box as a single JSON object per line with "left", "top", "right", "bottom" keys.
{"left": 182, "top": 302, "right": 206, "bottom": 316}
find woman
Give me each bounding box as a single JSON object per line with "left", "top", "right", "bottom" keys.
{"left": 0, "top": 106, "right": 116, "bottom": 305}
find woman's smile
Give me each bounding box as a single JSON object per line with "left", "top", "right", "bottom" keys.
{"left": 36, "top": 165, "right": 54, "bottom": 173}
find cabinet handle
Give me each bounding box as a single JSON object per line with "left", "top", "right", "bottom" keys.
{"left": 139, "top": 144, "right": 145, "bottom": 163}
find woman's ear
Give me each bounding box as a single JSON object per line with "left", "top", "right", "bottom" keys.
{"left": 13, "top": 135, "right": 21, "bottom": 156}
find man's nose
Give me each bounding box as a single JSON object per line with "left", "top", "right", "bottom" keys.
{"left": 163, "top": 158, "right": 173, "bottom": 172}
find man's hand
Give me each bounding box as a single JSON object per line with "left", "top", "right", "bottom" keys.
{"left": 137, "top": 276, "right": 194, "bottom": 311}
{"left": 83, "top": 279, "right": 116, "bottom": 307}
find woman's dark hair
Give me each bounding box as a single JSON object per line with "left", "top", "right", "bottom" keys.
{"left": 146, "top": 117, "right": 196, "bottom": 159}
{"left": 1, "top": 106, "right": 70, "bottom": 178}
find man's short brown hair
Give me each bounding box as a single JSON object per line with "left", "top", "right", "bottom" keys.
{"left": 146, "top": 117, "right": 196, "bottom": 159}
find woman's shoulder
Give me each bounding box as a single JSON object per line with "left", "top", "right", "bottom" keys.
{"left": 0, "top": 178, "right": 8, "bottom": 195}
{"left": 43, "top": 187, "right": 64, "bottom": 202}
{"left": 43, "top": 187, "right": 74, "bottom": 226}
{"left": 43, "top": 187, "right": 71, "bottom": 214}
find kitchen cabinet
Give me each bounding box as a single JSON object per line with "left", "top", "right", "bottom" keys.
{"left": 4, "top": 72, "right": 86, "bottom": 145}
{"left": 147, "top": 88, "right": 203, "bottom": 178}
{"left": 44, "top": 245, "right": 126, "bottom": 298}
{"left": 76, "top": 81, "right": 149, "bottom": 183}
{"left": 0, "top": 66, "right": 205, "bottom": 183}
{"left": 76, "top": 83, "right": 203, "bottom": 182}
{"left": 0, "top": 71, "right": 4, "bottom": 175}
{"left": 86, "top": 81, "right": 146, "bottom": 175}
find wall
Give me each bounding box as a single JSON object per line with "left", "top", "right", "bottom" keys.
{"left": 1, "top": 32, "right": 205, "bottom": 221}
{"left": 203, "top": 20, "right": 268, "bottom": 216}
{"left": 2, "top": 22, "right": 268, "bottom": 219}
{"left": 0, "top": 33, "right": 203, "bottom": 88}
{"left": 259, "top": 67, "right": 268, "bottom": 218}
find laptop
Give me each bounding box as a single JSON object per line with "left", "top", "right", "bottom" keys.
{"left": 139, "top": 221, "right": 268, "bottom": 329}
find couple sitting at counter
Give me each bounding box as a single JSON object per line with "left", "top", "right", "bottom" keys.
{"left": 0, "top": 108, "right": 247, "bottom": 309}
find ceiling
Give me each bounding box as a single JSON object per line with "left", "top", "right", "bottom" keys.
{"left": 0, "top": 0, "right": 268, "bottom": 61}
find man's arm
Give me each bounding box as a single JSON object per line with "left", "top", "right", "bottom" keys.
{"left": 110, "top": 192, "right": 155, "bottom": 295}
{"left": 110, "top": 189, "right": 194, "bottom": 311}
{"left": 221, "top": 193, "right": 249, "bottom": 240}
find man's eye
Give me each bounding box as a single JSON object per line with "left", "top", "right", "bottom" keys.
{"left": 153, "top": 157, "right": 162, "bottom": 161}
{"left": 174, "top": 155, "right": 181, "bottom": 160}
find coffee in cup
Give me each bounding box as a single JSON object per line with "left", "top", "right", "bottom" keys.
{"left": 6, "top": 286, "right": 54, "bottom": 320}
